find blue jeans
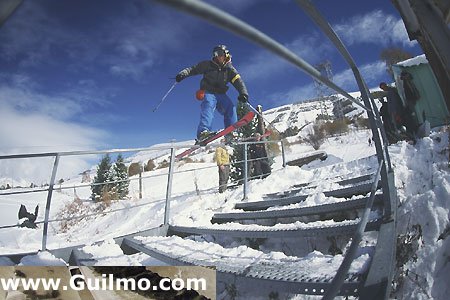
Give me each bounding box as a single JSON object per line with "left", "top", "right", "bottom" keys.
{"left": 197, "top": 93, "right": 237, "bottom": 138}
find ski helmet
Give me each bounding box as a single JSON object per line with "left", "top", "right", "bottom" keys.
{"left": 212, "top": 44, "right": 231, "bottom": 59}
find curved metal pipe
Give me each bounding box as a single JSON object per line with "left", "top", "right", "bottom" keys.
{"left": 152, "top": 0, "right": 370, "bottom": 111}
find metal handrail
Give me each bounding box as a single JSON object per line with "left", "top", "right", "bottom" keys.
{"left": 294, "top": 0, "right": 394, "bottom": 214}
{"left": 322, "top": 162, "right": 383, "bottom": 299}
{"left": 153, "top": 0, "right": 370, "bottom": 112}
{"left": 0, "top": 198, "right": 167, "bottom": 231}
{"left": 0, "top": 145, "right": 175, "bottom": 250}
{"left": 1, "top": 139, "right": 283, "bottom": 250}
{"left": 42, "top": 154, "right": 59, "bottom": 250}
{"left": 0, "top": 188, "right": 49, "bottom": 196}
{"left": 0, "top": 144, "right": 192, "bottom": 160}
{"left": 293, "top": 1, "right": 397, "bottom": 298}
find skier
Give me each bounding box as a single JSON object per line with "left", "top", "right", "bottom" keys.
{"left": 175, "top": 44, "right": 249, "bottom": 143}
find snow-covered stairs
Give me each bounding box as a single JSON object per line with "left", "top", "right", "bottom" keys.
{"left": 291, "top": 172, "right": 375, "bottom": 190}
{"left": 211, "top": 195, "right": 383, "bottom": 224}
{"left": 115, "top": 173, "right": 387, "bottom": 298}
{"left": 121, "top": 235, "right": 367, "bottom": 297}
{"left": 235, "top": 180, "right": 380, "bottom": 211}
{"left": 167, "top": 219, "right": 381, "bottom": 239}
{"left": 56, "top": 170, "right": 393, "bottom": 298}
{"left": 263, "top": 180, "right": 379, "bottom": 200}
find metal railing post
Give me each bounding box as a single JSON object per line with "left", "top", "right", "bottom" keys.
{"left": 281, "top": 140, "right": 286, "bottom": 167}
{"left": 164, "top": 148, "right": 176, "bottom": 225}
{"left": 41, "top": 154, "right": 60, "bottom": 251}
{"left": 243, "top": 143, "right": 248, "bottom": 200}
{"left": 139, "top": 166, "right": 143, "bottom": 199}
{"left": 369, "top": 96, "right": 393, "bottom": 171}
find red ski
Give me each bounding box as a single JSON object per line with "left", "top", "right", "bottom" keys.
{"left": 176, "top": 111, "right": 255, "bottom": 160}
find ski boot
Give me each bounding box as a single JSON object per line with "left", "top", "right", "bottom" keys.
{"left": 195, "top": 130, "right": 216, "bottom": 146}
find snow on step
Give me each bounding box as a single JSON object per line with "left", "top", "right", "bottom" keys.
{"left": 80, "top": 239, "right": 147, "bottom": 265}
{"left": 170, "top": 210, "right": 381, "bottom": 239}
{"left": 133, "top": 235, "right": 371, "bottom": 282}
{"left": 212, "top": 195, "right": 383, "bottom": 223}
{"left": 263, "top": 181, "right": 377, "bottom": 200}
{"left": 237, "top": 181, "right": 379, "bottom": 211}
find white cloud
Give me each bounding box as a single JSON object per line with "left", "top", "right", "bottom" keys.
{"left": 391, "top": 19, "right": 416, "bottom": 47}
{"left": 0, "top": 2, "right": 79, "bottom": 69}
{"left": 333, "top": 10, "right": 416, "bottom": 47}
{"left": 333, "top": 61, "right": 387, "bottom": 90}
{"left": 242, "top": 9, "right": 408, "bottom": 103}
{"left": 240, "top": 10, "right": 412, "bottom": 85}
{"left": 0, "top": 1, "right": 193, "bottom": 81}
{"left": 0, "top": 85, "right": 83, "bottom": 120}
{"left": 269, "top": 60, "right": 386, "bottom": 106}
{"left": 266, "top": 83, "right": 316, "bottom": 106}
{"left": 240, "top": 33, "right": 332, "bottom": 82}
{"left": 0, "top": 85, "right": 109, "bottom": 184}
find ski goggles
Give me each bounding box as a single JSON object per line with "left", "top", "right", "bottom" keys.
{"left": 213, "top": 49, "right": 227, "bottom": 57}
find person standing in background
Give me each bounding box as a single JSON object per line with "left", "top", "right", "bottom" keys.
{"left": 249, "top": 133, "right": 271, "bottom": 179}
{"left": 214, "top": 139, "right": 230, "bottom": 193}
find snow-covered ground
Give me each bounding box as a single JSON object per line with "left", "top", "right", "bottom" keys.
{"left": 0, "top": 125, "right": 449, "bottom": 299}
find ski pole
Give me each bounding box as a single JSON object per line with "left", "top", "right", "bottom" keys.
{"left": 246, "top": 102, "right": 283, "bottom": 135}
{"left": 152, "top": 82, "right": 177, "bottom": 112}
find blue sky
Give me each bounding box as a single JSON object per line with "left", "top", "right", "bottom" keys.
{"left": 0, "top": 0, "right": 422, "bottom": 154}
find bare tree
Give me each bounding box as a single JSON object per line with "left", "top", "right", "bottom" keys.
{"left": 380, "top": 47, "right": 413, "bottom": 79}
{"left": 305, "top": 122, "right": 326, "bottom": 150}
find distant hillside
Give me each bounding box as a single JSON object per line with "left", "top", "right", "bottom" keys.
{"left": 263, "top": 90, "right": 371, "bottom": 134}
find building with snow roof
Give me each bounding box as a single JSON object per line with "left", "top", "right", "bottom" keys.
{"left": 392, "top": 54, "right": 449, "bottom": 128}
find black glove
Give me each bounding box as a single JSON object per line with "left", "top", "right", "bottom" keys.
{"left": 238, "top": 94, "right": 248, "bottom": 103}
{"left": 175, "top": 73, "right": 185, "bottom": 82}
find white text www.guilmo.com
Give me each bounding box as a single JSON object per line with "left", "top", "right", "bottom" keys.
{"left": 1, "top": 274, "right": 207, "bottom": 292}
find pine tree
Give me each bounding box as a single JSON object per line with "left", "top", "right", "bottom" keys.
{"left": 230, "top": 103, "right": 258, "bottom": 184}
{"left": 91, "top": 154, "right": 112, "bottom": 202}
{"left": 110, "top": 154, "right": 129, "bottom": 199}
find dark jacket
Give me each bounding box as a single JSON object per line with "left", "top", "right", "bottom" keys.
{"left": 249, "top": 142, "right": 271, "bottom": 178}
{"left": 400, "top": 71, "right": 420, "bottom": 109}
{"left": 250, "top": 143, "right": 268, "bottom": 159}
{"left": 381, "top": 86, "right": 405, "bottom": 127}
{"left": 178, "top": 59, "right": 248, "bottom": 96}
